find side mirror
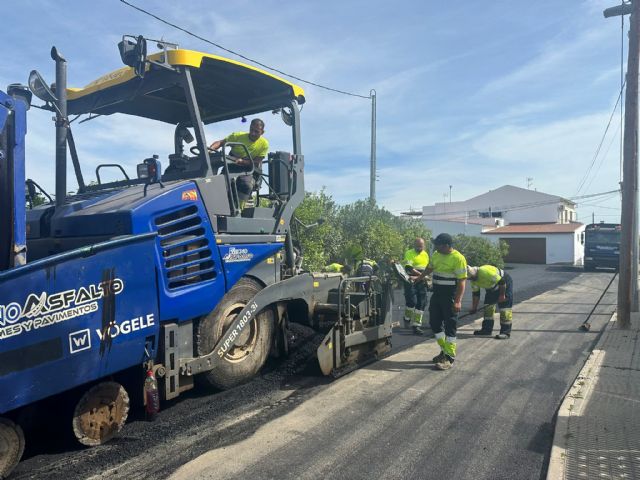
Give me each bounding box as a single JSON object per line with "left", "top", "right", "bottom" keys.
{"left": 137, "top": 155, "right": 162, "bottom": 183}
{"left": 281, "top": 107, "right": 293, "bottom": 126}
{"left": 7, "top": 84, "right": 32, "bottom": 110}
{"left": 273, "top": 108, "right": 294, "bottom": 126}
{"left": 118, "top": 35, "right": 148, "bottom": 78}
{"left": 28, "top": 70, "right": 57, "bottom": 103}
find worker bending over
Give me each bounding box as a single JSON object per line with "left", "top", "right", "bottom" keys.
{"left": 356, "top": 258, "right": 378, "bottom": 277}
{"left": 324, "top": 263, "right": 352, "bottom": 274}
{"left": 415, "top": 233, "right": 467, "bottom": 370}
{"left": 403, "top": 238, "right": 429, "bottom": 334}
{"left": 467, "top": 265, "right": 513, "bottom": 339}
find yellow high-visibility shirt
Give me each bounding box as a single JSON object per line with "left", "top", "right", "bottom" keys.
{"left": 225, "top": 132, "right": 269, "bottom": 159}
{"left": 403, "top": 248, "right": 429, "bottom": 271}
{"left": 429, "top": 249, "right": 467, "bottom": 289}
{"left": 324, "top": 263, "right": 344, "bottom": 273}
{"left": 471, "top": 265, "right": 504, "bottom": 293}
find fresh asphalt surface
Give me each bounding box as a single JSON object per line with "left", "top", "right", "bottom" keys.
{"left": 12, "top": 265, "right": 617, "bottom": 480}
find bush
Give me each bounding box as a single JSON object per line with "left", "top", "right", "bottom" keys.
{"left": 453, "top": 235, "right": 509, "bottom": 269}
{"left": 293, "top": 194, "right": 432, "bottom": 271}
{"left": 293, "top": 190, "right": 342, "bottom": 271}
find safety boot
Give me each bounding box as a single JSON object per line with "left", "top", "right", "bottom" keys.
{"left": 435, "top": 354, "right": 454, "bottom": 370}
{"left": 432, "top": 351, "right": 446, "bottom": 363}
{"left": 473, "top": 329, "right": 493, "bottom": 336}
{"left": 474, "top": 318, "right": 494, "bottom": 336}
{"left": 495, "top": 309, "right": 512, "bottom": 339}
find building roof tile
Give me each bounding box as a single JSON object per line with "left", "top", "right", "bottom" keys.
{"left": 483, "top": 223, "right": 584, "bottom": 234}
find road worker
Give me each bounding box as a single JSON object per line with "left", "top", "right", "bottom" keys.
{"left": 209, "top": 118, "right": 268, "bottom": 208}
{"left": 415, "top": 233, "right": 467, "bottom": 370}
{"left": 354, "top": 258, "right": 378, "bottom": 292}
{"left": 356, "top": 258, "right": 378, "bottom": 277}
{"left": 467, "top": 265, "right": 513, "bottom": 339}
{"left": 324, "top": 263, "right": 352, "bottom": 274}
{"left": 403, "top": 238, "right": 429, "bottom": 334}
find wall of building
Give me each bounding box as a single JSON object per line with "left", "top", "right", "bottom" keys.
{"left": 573, "top": 225, "right": 586, "bottom": 265}
{"left": 545, "top": 235, "right": 574, "bottom": 264}
{"left": 423, "top": 186, "right": 576, "bottom": 225}
{"left": 422, "top": 220, "right": 485, "bottom": 237}
{"left": 504, "top": 203, "right": 559, "bottom": 224}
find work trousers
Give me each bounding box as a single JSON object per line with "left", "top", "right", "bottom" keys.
{"left": 483, "top": 273, "right": 513, "bottom": 308}
{"left": 429, "top": 288, "right": 458, "bottom": 338}
{"left": 404, "top": 281, "right": 428, "bottom": 311}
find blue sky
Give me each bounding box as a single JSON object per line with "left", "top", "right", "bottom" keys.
{"left": 0, "top": 0, "right": 627, "bottom": 222}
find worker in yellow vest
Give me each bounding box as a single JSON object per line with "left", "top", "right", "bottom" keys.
{"left": 415, "top": 233, "right": 467, "bottom": 370}
{"left": 323, "top": 263, "right": 352, "bottom": 275}
{"left": 467, "top": 265, "right": 513, "bottom": 339}
{"left": 403, "top": 238, "right": 429, "bottom": 334}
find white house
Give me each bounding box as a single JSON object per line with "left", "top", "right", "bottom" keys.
{"left": 419, "top": 185, "right": 583, "bottom": 265}
{"left": 482, "top": 223, "right": 586, "bottom": 265}
{"left": 422, "top": 185, "right": 577, "bottom": 228}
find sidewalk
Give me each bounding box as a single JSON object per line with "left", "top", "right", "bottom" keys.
{"left": 548, "top": 312, "right": 640, "bottom": 480}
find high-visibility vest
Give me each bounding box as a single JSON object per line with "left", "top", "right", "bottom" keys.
{"left": 471, "top": 265, "right": 504, "bottom": 293}
{"left": 430, "top": 249, "right": 467, "bottom": 290}
{"left": 403, "top": 248, "right": 429, "bottom": 271}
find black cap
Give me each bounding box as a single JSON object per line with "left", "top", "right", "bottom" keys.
{"left": 433, "top": 233, "right": 453, "bottom": 246}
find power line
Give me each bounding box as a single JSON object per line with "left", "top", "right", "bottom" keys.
{"left": 415, "top": 189, "right": 619, "bottom": 219}
{"left": 583, "top": 121, "right": 623, "bottom": 193}
{"left": 117, "top": 0, "right": 372, "bottom": 100}
{"left": 580, "top": 203, "right": 620, "bottom": 210}
{"left": 578, "top": 191, "right": 621, "bottom": 209}
{"left": 574, "top": 82, "right": 626, "bottom": 196}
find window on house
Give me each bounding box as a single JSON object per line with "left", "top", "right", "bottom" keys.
{"left": 479, "top": 211, "right": 502, "bottom": 218}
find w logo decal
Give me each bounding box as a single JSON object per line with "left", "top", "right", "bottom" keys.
{"left": 69, "top": 329, "right": 91, "bottom": 353}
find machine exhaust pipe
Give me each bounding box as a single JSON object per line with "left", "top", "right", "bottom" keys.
{"left": 52, "top": 47, "right": 67, "bottom": 207}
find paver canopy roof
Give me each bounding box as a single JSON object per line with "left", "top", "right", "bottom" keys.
{"left": 66, "top": 49, "right": 305, "bottom": 125}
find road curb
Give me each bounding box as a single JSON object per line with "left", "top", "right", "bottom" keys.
{"left": 546, "top": 311, "right": 617, "bottom": 480}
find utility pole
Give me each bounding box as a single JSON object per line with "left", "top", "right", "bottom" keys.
{"left": 526, "top": 177, "right": 533, "bottom": 189}
{"left": 369, "top": 89, "right": 377, "bottom": 203}
{"left": 592, "top": 212, "right": 595, "bottom": 224}
{"left": 605, "top": 0, "right": 638, "bottom": 327}
{"left": 449, "top": 185, "right": 452, "bottom": 203}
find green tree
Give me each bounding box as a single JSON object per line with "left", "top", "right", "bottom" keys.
{"left": 293, "top": 190, "right": 342, "bottom": 271}
{"left": 25, "top": 191, "right": 48, "bottom": 209}
{"left": 395, "top": 216, "right": 432, "bottom": 249}
{"left": 337, "top": 200, "right": 406, "bottom": 263}
{"left": 453, "top": 234, "right": 509, "bottom": 268}
{"left": 293, "top": 191, "right": 433, "bottom": 272}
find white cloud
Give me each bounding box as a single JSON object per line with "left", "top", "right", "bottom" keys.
{"left": 471, "top": 110, "right": 622, "bottom": 204}
{"left": 478, "top": 27, "right": 611, "bottom": 96}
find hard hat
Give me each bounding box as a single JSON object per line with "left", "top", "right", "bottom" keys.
{"left": 467, "top": 266, "right": 478, "bottom": 277}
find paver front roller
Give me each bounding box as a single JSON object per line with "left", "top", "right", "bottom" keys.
{"left": 72, "top": 382, "right": 130, "bottom": 447}
{"left": 0, "top": 418, "right": 24, "bottom": 479}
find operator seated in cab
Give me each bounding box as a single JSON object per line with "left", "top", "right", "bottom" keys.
{"left": 209, "top": 118, "right": 268, "bottom": 208}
